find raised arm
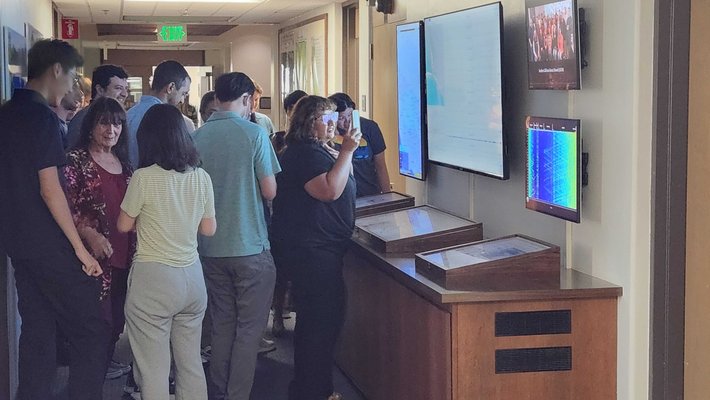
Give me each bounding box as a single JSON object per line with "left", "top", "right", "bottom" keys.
{"left": 305, "top": 129, "right": 362, "bottom": 202}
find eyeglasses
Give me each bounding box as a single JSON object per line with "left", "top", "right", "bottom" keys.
{"left": 320, "top": 112, "right": 339, "bottom": 125}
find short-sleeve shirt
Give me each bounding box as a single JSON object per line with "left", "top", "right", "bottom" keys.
{"left": 193, "top": 111, "right": 281, "bottom": 257}
{"left": 271, "top": 141, "right": 357, "bottom": 248}
{"left": 125, "top": 95, "right": 162, "bottom": 169}
{"left": 332, "top": 117, "right": 386, "bottom": 197}
{"left": 253, "top": 112, "right": 275, "bottom": 136}
{"left": 66, "top": 106, "right": 88, "bottom": 150}
{"left": 0, "top": 89, "right": 72, "bottom": 259}
{"left": 120, "top": 164, "right": 215, "bottom": 267}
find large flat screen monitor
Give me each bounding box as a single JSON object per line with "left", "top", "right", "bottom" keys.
{"left": 424, "top": 2, "right": 508, "bottom": 180}
{"left": 396, "top": 21, "right": 427, "bottom": 181}
{"left": 526, "top": 0, "right": 581, "bottom": 90}
{"left": 525, "top": 116, "right": 581, "bottom": 223}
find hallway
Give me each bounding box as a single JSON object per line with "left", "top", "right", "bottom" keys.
{"left": 50, "top": 312, "right": 366, "bottom": 400}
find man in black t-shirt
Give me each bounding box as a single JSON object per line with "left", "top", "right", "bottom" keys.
{"left": 328, "top": 93, "right": 391, "bottom": 197}
{"left": 0, "top": 39, "right": 110, "bottom": 400}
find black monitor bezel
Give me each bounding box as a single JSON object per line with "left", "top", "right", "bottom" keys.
{"left": 525, "top": 0, "right": 582, "bottom": 90}
{"left": 395, "top": 20, "right": 428, "bottom": 181}
{"left": 525, "top": 116, "right": 582, "bottom": 223}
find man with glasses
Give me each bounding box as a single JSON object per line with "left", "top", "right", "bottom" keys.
{"left": 328, "top": 92, "right": 391, "bottom": 197}
{"left": 193, "top": 72, "right": 281, "bottom": 400}
{"left": 66, "top": 64, "right": 129, "bottom": 149}
{"left": 0, "top": 39, "right": 110, "bottom": 400}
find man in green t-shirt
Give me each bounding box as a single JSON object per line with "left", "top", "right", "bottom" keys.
{"left": 193, "top": 72, "right": 281, "bottom": 400}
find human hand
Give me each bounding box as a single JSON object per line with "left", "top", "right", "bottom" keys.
{"left": 76, "top": 248, "right": 103, "bottom": 277}
{"left": 85, "top": 228, "right": 113, "bottom": 260}
{"left": 339, "top": 128, "right": 362, "bottom": 154}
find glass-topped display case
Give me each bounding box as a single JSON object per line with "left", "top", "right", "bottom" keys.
{"left": 415, "top": 234, "right": 560, "bottom": 290}
{"left": 354, "top": 205, "right": 483, "bottom": 253}
{"left": 355, "top": 191, "right": 415, "bottom": 218}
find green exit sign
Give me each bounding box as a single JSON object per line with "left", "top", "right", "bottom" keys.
{"left": 157, "top": 25, "right": 187, "bottom": 42}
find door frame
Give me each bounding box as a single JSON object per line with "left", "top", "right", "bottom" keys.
{"left": 650, "top": 0, "right": 690, "bottom": 399}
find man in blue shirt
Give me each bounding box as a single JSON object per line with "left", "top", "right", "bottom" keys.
{"left": 193, "top": 72, "right": 281, "bottom": 400}
{"left": 125, "top": 60, "right": 193, "bottom": 168}
{"left": 0, "top": 39, "right": 109, "bottom": 400}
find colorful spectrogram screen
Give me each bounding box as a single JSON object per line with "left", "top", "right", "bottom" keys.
{"left": 526, "top": 116, "right": 580, "bottom": 222}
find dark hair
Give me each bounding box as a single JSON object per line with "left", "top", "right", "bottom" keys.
{"left": 75, "top": 97, "right": 129, "bottom": 163}
{"left": 199, "top": 91, "right": 216, "bottom": 114}
{"left": 137, "top": 104, "right": 200, "bottom": 172}
{"left": 284, "top": 90, "right": 308, "bottom": 113}
{"left": 28, "top": 39, "right": 83, "bottom": 80}
{"left": 151, "top": 60, "right": 189, "bottom": 92}
{"left": 215, "top": 72, "right": 255, "bottom": 103}
{"left": 328, "top": 92, "right": 356, "bottom": 113}
{"left": 91, "top": 64, "right": 129, "bottom": 99}
{"left": 287, "top": 96, "right": 334, "bottom": 144}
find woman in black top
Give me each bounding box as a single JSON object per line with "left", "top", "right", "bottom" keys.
{"left": 271, "top": 96, "right": 361, "bottom": 400}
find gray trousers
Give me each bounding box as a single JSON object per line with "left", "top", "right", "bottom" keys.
{"left": 125, "top": 260, "right": 208, "bottom": 400}
{"left": 202, "top": 250, "right": 277, "bottom": 400}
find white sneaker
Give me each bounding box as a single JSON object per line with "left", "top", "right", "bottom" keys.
{"left": 258, "top": 337, "right": 276, "bottom": 354}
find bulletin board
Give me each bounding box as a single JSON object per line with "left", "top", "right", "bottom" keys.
{"left": 278, "top": 14, "right": 328, "bottom": 124}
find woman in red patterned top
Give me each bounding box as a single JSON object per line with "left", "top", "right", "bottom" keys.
{"left": 64, "top": 96, "right": 135, "bottom": 380}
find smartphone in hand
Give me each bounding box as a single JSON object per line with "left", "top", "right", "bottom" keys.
{"left": 352, "top": 110, "right": 361, "bottom": 132}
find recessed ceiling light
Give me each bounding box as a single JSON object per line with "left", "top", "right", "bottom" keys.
{"left": 126, "top": 0, "right": 262, "bottom": 2}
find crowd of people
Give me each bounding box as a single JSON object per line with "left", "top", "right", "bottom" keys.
{"left": 0, "top": 38, "right": 391, "bottom": 400}
{"left": 527, "top": 6, "right": 576, "bottom": 63}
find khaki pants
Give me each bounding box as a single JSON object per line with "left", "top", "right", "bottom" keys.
{"left": 125, "top": 259, "right": 208, "bottom": 400}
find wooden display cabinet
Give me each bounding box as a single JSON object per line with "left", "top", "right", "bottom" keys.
{"left": 415, "top": 234, "right": 560, "bottom": 291}
{"left": 354, "top": 205, "right": 483, "bottom": 253}
{"left": 355, "top": 191, "right": 415, "bottom": 218}
{"left": 337, "top": 234, "right": 622, "bottom": 400}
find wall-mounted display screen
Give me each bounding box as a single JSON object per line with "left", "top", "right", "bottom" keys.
{"left": 526, "top": 0, "right": 581, "bottom": 90}
{"left": 526, "top": 116, "right": 581, "bottom": 223}
{"left": 396, "top": 21, "right": 427, "bottom": 180}
{"left": 424, "top": 2, "right": 508, "bottom": 180}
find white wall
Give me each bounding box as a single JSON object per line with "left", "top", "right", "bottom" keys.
{"left": 371, "top": 0, "right": 653, "bottom": 399}
{"left": 219, "top": 25, "right": 277, "bottom": 121}
{"left": 0, "top": 0, "right": 52, "bottom": 38}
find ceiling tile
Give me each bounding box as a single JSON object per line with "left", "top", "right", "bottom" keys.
{"left": 122, "top": 3, "right": 157, "bottom": 16}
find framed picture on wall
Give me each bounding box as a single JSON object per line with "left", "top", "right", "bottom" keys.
{"left": 3, "top": 26, "right": 27, "bottom": 101}
{"left": 25, "top": 23, "right": 43, "bottom": 50}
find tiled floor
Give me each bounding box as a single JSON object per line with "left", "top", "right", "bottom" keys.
{"left": 51, "top": 312, "right": 366, "bottom": 400}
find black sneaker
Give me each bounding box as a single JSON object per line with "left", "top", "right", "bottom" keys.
{"left": 122, "top": 370, "right": 140, "bottom": 399}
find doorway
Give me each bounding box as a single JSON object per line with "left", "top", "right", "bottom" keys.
{"left": 342, "top": 1, "right": 359, "bottom": 98}
{"left": 684, "top": 0, "right": 710, "bottom": 397}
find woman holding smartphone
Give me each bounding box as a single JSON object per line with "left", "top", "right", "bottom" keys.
{"left": 118, "top": 104, "right": 216, "bottom": 400}
{"left": 271, "top": 95, "right": 361, "bottom": 400}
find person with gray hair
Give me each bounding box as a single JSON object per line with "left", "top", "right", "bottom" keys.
{"left": 193, "top": 72, "right": 281, "bottom": 400}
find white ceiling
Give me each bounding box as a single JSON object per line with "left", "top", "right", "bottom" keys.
{"left": 55, "top": 0, "right": 346, "bottom": 25}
